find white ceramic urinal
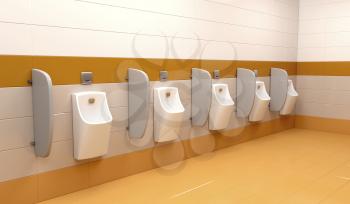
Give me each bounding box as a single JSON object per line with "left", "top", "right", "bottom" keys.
{"left": 249, "top": 81, "right": 271, "bottom": 122}
{"left": 72, "top": 91, "right": 112, "bottom": 160}
{"left": 154, "top": 87, "right": 185, "bottom": 143}
{"left": 209, "top": 84, "right": 234, "bottom": 130}
{"left": 280, "top": 80, "right": 298, "bottom": 115}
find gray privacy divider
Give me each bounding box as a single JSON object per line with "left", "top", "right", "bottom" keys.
{"left": 128, "top": 68, "right": 150, "bottom": 138}
{"left": 270, "top": 68, "right": 289, "bottom": 111}
{"left": 31, "top": 69, "right": 53, "bottom": 157}
{"left": 236, "top": 68, "right": 256, "bottom": 118}
{"left": 191, "top": 68, "right": 212, "bottom": 126}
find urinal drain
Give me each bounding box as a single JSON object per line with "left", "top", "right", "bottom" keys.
{"left": 88, "top": 98, "right": 95, "bottom": 104}
{"left": 166, "top": 92, "right": 171, "bottom": 97}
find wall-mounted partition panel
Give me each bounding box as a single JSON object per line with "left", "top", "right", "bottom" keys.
{"left": 236, "top": 68, "right": 256, "bottom": 118}
{"left": 270, "top": 68, "right": 288, "bottom": 112}
{"left": 128, "top": 68, "right": 150, "bottom": 138}
{"left": 31, "top": 69, "right": 53, "bottom": 157}
{"left": 191, "top": 68, "right": 212, "bottom": 126}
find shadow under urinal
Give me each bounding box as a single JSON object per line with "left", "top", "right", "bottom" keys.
{"left": 213, "top": 112, "right": 247, "bottom": 138}
{"left": 152, "top": 140, "right": 186, "bottom": 175}
{"left": 189, "top": 133, "right": 217, "bottom": 160}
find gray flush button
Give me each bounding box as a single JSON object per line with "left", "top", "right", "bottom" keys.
{"left": 81, "top": 72, "right": 93, "bottom": 85}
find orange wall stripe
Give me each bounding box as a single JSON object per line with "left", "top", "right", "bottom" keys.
{"left": 297, "top": 61, "right": 350, "bottom": 76}
{"left": 0, "top": 55, "right": 296, "bottom": 87}
{"left": 295, "top": 115, "right": 350, "bottom": 135}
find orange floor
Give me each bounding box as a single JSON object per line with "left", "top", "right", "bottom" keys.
{"left": 40, "top": 129, "right": 350, "bottom": 204}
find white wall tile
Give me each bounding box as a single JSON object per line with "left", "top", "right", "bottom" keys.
{"left": 0, "top": 117, "right": 33, "bottom": 151}
{"left": 0, "top": 23, "right": 33, "bottom": 55}
{"left": 0, "top": 0, "right": 31, "bottom": 22}
{"left": 0, "top": 0, "right": 298, "bottom": 61}
{"left": 296, "top": 76, "right": 350, "bottom": 120}
{"left": 36, "top": 140, "right": 82, "bottom": 173}
{"left": 298, "top": 0, "right": 350, "bottom": 61}
{"left": 0, "top": 87, "right": 32, "bottom": 119}
{"left": 53, "top": 113, "right": 73, "bottom": 142}
{"left": 0, "top": 146, "right": 37, "bottom": 182}
{"left": 110, "top": 106, "right": 128, "bottom": 132}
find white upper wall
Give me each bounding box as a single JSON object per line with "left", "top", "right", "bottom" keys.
{"left": 0, "top": 0, "right": 299, "bottom": 61}
{"left": 298, "top": 0, "right": 350, "bottom": 61}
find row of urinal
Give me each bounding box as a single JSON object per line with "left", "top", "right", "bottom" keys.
{"left": 71, "top": 87, "right": 185, "bottom": 159}
{"left": 202, "top": 70, "right": 298, "bottom": 130}
{"left": 247, "top": 79, "right": 297, "bottom": 120}
{"left": 71, "top": 68, "right": 298, "bottom": 160}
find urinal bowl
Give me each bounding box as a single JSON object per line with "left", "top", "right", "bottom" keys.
{"left": 280, "top": 80, "right": 298, "bottom": 115}
{"left": 154, "top": 87, "right": 185, "bottom": 143}
{"left": 209, "top": 84, "right": 234, "bottom": 130}
{"left": 72, "top": 91, "right": 112, "bottom": 160}
{"left": 249, "top": 81, "right": 271, "bottom": 122}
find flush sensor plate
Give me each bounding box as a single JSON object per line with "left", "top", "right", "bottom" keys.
{"left": 81, "top": 72, "right": 93, "bottom": 85}
{"left": 213, "top": 69, "right": 220, "bottom": 79}
{"left": 160, "top": 71, "right": 168, "bottom": 81}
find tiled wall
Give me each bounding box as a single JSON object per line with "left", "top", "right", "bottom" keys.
{"left": 298, "top": 0, "right": 350, "bottom": 61}
{"left": 0, "top": 76, "right": 297, "bottom": 183}
{"left": 297, "top": 76, "right": 350, "bottom": 120}
{"left": 0, "top": 0, "right": 299, "bottom": 202}
{"left": 0, "top": 0, "right": 298, "bottom": 60}
{"left": 297, "top": 0, "right": 350, "bottom": 121}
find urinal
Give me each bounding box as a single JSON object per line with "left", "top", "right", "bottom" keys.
{"left": 249, "top": 81, "right": 271, "bottom": 122}
{"left": 209, "top": 84, "right": 234, "bottom": 130}
{"left": 72, "top": 91, "right": 113, "bottom": 160}
{"left": 154, "top": 87, "right": 185, "bottom": 143}
{"left": 280, "top": 80, "right": 298, "bottom": 115}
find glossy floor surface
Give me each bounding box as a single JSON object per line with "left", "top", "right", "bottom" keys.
{"left": 41, "top": 129, "right": 350, "bottom": 204}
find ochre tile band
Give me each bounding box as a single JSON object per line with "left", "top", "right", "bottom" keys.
{"left": 295, "top": 115, "right": 350, "bottom": 135}
{"left": 0, "top": 116, "right": 294, "bottom": 203}
{"left": 297, "top": 62, "right": 350, "bottom": 76}
{"left": 0, "top": 55, "right": 296, "bottom": 87}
